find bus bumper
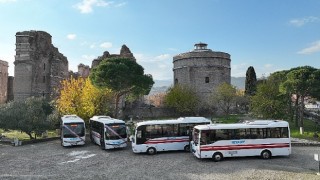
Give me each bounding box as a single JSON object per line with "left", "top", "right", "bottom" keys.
{"left": 62, "top": 140, "right": 85, "bottom": 146}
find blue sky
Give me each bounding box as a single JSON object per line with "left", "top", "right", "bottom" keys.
{"left": 0, "top": 0, "right": 319, "bottom": 81}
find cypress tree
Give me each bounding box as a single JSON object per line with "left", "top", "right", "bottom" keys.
{"left": 245, "top": 66, "right": 257, "bottom": 96}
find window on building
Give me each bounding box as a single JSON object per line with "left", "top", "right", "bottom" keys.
{"left": 43, "top": 76, "right": 46, "bottom": 83}
{"left": 175, "top": 78, "right": 178, "bottom": 85}
{"left": 43, "top": 63, "right": 46, "bottom": 71}
{"left": 205, "top": 77, "right": 209, "bottom": 83}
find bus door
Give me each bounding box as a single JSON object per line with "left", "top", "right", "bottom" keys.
{"left": 136, "top": 125, "right": 146, "bottom": 145}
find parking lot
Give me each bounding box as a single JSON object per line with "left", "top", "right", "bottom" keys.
{"left": 1, "top": 139, "right": 320, "bottom": 180}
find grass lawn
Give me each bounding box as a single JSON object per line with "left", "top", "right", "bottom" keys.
{"left": 211, "top": 114, "right": 319, "bottom": 141}
{"left": 0, "top": 129, "right": 59, "bottom": 141}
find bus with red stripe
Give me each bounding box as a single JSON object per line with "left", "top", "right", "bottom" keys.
{"left": 131, "top": 117, "right": 211, "bottom": 155}
{"left": 60, "top": 115, "right": 86, "bottom": 147}
{"left": 89, "top": 116, "right": 127, "bottom": 150}
{"left": 191, "top": 120, "right": 291, "bottom": 161}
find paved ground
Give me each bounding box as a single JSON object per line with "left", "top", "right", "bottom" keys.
{"left": 1, "top": 139, "right": 320, "bottom": 180}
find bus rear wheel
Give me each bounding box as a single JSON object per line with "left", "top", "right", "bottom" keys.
{"left": 261, "top": 150, "right": 271, "bottom": 159}
{"left": 212, "top": 152, "right": 223, "bottom": 162}
{"left": 146, "top": 147, "right": 157, "bottom": 155}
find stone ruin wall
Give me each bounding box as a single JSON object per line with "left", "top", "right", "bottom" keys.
{"left": 7, "top": 76, "right": 14, "bottom": 102}
{"left": 77, "top": 64, "right": 90, "bottom": 78}
{"left": 14, "top": 31, "right": 68, "bottom": 101}
{"left": 91, "top": 45, "right": 136, "bottom": 69}
{"left": 0, "top": 60, "right": 8, "bottom": 104}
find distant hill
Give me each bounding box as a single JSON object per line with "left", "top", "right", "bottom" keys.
{"left": 153, "top": 79, "right": 172, "bottom": 87}
{"left": 150, "top": 77, "right": 245, "bottom": 94}
{"left": 231, "top": 77, "right": 245, "bottom": 90}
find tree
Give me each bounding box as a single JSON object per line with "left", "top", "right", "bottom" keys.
{"left": 0, "top": 97, "right": 54, "bottom": 139}
{"left": 245, "top": 66, "right": 257, "bottom": 96}
{"left": 164, "top": 85, "right": 199, "bottom": 116}
{"left": 90, "top": 58, "right": 154, "bottom": 118}
{"left": 250, "top": 79, "right": 289, "bottom": 119}
{"left": 210, "top": 82, "right": 237, "bottom": 115}
{"left": 56, "top": 77, "right": 113, "bottom": 122}
{"left": 280, "top": 66, "right": 320, "bottom": 134}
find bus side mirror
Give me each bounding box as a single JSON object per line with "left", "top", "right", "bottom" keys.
{"left": 130, "top": 135, "right": 135, "bottom": 143}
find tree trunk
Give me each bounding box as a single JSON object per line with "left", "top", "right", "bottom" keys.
{"left": 114, "top": 93, "right": 121, "bottom": 118}
{"left": 299, "top": 95, "right": 305, "bottom": 135}
{"left": 288, "top": 95, "right": 294, "bottom": 122}
{"left": 294, "top": 95, "right": 300, "bottom": 127}
{"left": 27, "top": 132, "right": 34, "bottom": 140}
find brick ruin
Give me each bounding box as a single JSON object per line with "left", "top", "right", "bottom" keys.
{"left": 91, "top": 44, "right": 135, "bottom": 69}
{"left": 14, "top": 31, "right": 69, "bottom": 101}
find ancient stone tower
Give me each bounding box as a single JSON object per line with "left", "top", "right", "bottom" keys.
{"left": 0, "top": 60, "right": 8, "bottom": 103}
{"left": 91, "top": 44, "right": 136, "bottom": 69}
{"left": 14, "top": 31, "right": 69, "bottom": 100}
{"left": 173, "top": 42, "right": 231, "bottom": 104}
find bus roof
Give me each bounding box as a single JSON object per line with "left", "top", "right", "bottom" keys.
{"left": 90, "top": 115, "right": 125, "bottom": 124}
{"left": 136, "top": 117, "right": 211, "bottom": 127}
{"left": 194, "top": 120, "right": 289, "bottom": 130}
{"left": 61, "top": 115, "right": 85, "bottom": 123}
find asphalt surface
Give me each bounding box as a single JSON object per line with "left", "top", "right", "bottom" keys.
{"left": 1, "top": 139, "right": 320, "bottom": 180}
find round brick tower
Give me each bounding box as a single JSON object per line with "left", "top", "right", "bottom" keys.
{"left": 173, "top": 43, "right": 231, "bottom": 104}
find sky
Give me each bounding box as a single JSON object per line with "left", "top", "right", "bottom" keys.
{"left": 0, "top": 0, "right": 320, "bottom": 82}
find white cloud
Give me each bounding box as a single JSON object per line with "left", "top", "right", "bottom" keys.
{"left": 66, "top": 34, "right": 77, "bottom": 40}
{"left": 289, "top": 16, "right": 319, "bottom": 27}
{"left": 81, "top": 55, "right": 96, "bottom": 61}
{"left": 264, "top": 64, "right": 273, "bottom": 68}
{"left": 100, "top": 42, "right": 113, "bottom": 49}
{"left": 90, "top": 44, "right": 96, "bottom": 49}
{"left": 297, "top": 41, "right": 320, "bottom": 55}
{"left": 135, "top": 53, "right": 173, "bottom": 80}
{"left": 115, "top": 2, "right": 126, "bottom": 7}
{"left": 168, "top": 48, "right": 178, "bottom": 51}
{"left": 0, "top": 0, "right": 16, "bottom": 3}
{"left": 231, "top": 63, "right": 248, "bottom": 77}
{"left": 155, "top": 54, "right": 171, "bottom": 61}
{"left": 73, "top": 0, "right": 113, "bottom": 14}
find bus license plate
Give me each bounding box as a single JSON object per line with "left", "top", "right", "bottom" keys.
{"left": 228, "top": 151, "right": 237, "bottom": 155}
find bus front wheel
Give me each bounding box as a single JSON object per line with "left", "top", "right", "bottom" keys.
{"left": 212, "top": 152, "right": 223, "bottom": 162}
{"left": 261, "top": 150, "right": 271, "bottom": 159}
{"left": 146, "top": 147, "right": 157, "bottom": 155}
{"left": 184, "top": 145, "right": 190, "bottom": 152}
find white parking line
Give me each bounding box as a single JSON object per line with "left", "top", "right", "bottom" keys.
{"left": 59, "top": 150, "right": 96, "bottom": 164}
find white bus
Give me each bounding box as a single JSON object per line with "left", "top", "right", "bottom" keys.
{"left": 131, "top": 117, "right": 211, "bottom": 155}
{"left": 60, "top": 115, "right": 86, "bottom": 147}
{"left": 89, "top": 116, "right": 127, "bottom": 150}
{"left": 191, "top": 120, "right": 291, "bottom": 161}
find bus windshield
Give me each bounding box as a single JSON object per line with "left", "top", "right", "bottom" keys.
{"left": 105, "top": 124, "right": 127, "bottom": 140}
{"left": 63, "top": 123, "right": 85, "bottom": 138}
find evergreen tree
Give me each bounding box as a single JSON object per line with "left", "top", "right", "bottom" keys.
{"left": 245, "top": 66, "right": 257, "bottom": 96}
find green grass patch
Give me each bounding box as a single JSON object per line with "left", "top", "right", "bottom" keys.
{"left": 211, "top": 115, "right": 319, "bottom": 141}
{"left": 1, "top": 129, "right": 59, "bottom": 141}
{"left": 288, "top": 119, "right": 319, "bottom": 140}
{"left": 212, "top": 114, "right": 248, "bottom": 123}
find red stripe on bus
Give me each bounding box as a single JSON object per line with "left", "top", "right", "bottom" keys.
{"left": 200, "top": 143, "right": 290, "bottom": 151}
{"left": 145, "top": 138, "right": 189, "bottom": 144}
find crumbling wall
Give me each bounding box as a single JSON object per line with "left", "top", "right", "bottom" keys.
{"left": 0, "top": 60, "right": 8, "bottom": 104}
{"left": 14, "top": 31, "right": 68, "bottom": 101}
